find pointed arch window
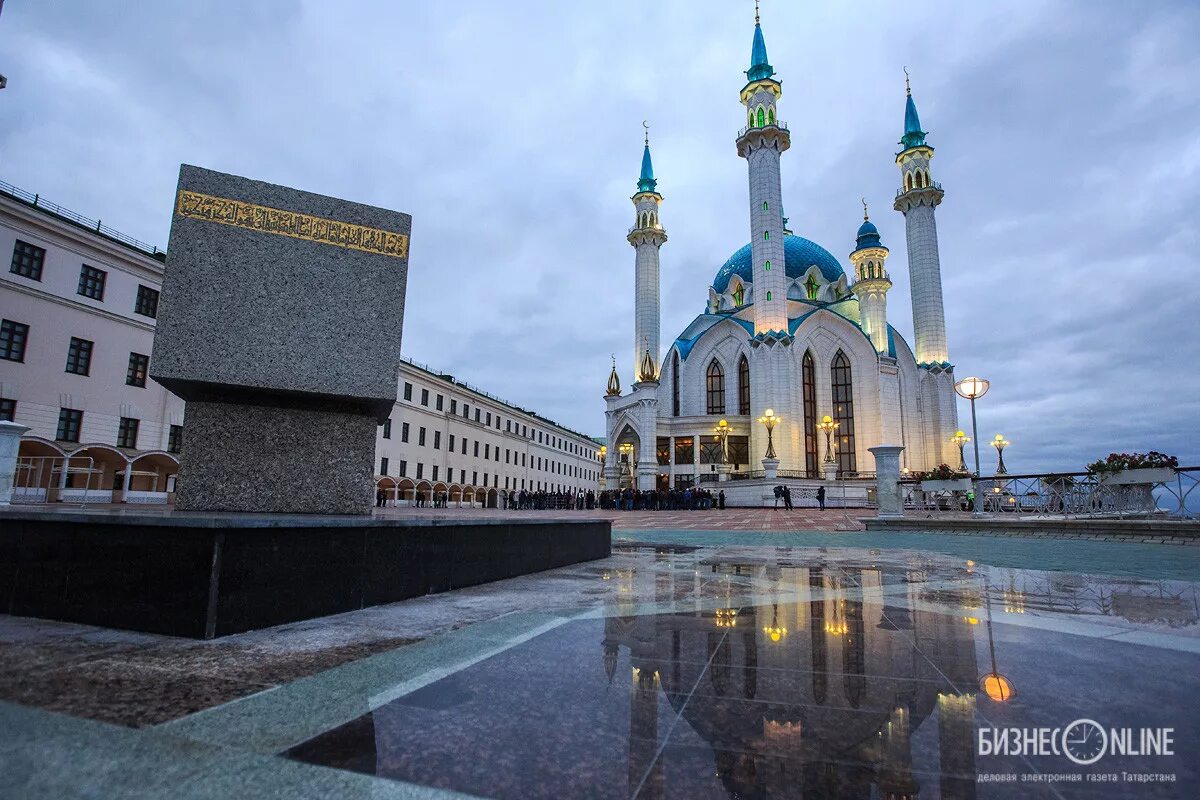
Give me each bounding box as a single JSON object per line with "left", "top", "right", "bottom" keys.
{"left": 802, "top": 351, "right": 818, "bottom": 477}
{"left": 805, "top": 274, "right": 819, "bottom": 300}
{"left": 705, "top": 359, "right": 725, "bottom": 415}
{"left": 732, "top": 284, "right": 744, "bottom": 307}
{"left": 737, "top": 355, "right": 750, "bottom": 415}
{"left": 765, "top": 291, "right": 772, "bottom": 301}
{"left": 756, "top": 107, "right": 766, "bottom": 127}
{"left": 831, "top": 351, "right": 856, "bottom": 475}
{"left": 764, "top": 260, "right": 771, "bottom": 271}
{"left": 768, "top": 107, "right": 775, "bottom": 125}
{"left": 762, "top": 201, "right": 769, "bottom": 211}
{"left": 671, "top": 350, "right": 680, "bottom": 417}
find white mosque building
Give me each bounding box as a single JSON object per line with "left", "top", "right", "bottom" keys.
{"left": 604, "top": 10, "right": 959, "bottom": 493}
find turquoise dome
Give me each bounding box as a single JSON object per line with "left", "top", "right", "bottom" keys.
{"left": 712, "top": 235, "right": 845, "bottom": 294}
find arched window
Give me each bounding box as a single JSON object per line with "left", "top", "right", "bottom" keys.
{"left": 732, "top": 284, "right": 744, "bottom": 307}
{"left": 805, "top": 274, "right": 819, "bottom": 300}
{"left": 762, "top": 201, "right": 769, "bottom": 211}
{"left": 737, "top": 355, "right": 750, "bottom": 415}
{"left": 764, "top": 260, "right": 771, "bottom": 271}
{"left": 831, "top": 351, "right": 856, "bottom": 475}
{"left": 765, "top": 291, "right": 772, "bottom": 301}
{"left": 763, "top": 231, "right": 769, "bottom": 241}
{"left": 671, "top": 350, "right": 680, "bottom": 417}
{"left": 706, "top": 359, "right": 725, "bottom": 415}
{"left": 905, "top": 172, "right": 913, "bottom": 192}
{"left": 802, "top": 351, "right": 818, "bottom": 477}
{"left": 756, "top": 107, "right": 766, "bottom": 127}
{"left": 768, "top": 107, "right": 775, "bottom": 125}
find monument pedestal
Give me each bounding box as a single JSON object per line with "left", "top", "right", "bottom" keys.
{"left": 761, "top": 458, "right": 779, "bottom": 480}
{"left": 0, "top": 421, "right": 30, "bottom": 507}
{"left": 176, "top": 401, "right": 377, "bottom": 514}
{"left": 823, "top": 462, "right": 839, "bottom": 483}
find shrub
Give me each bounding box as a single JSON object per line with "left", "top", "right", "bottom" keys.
{"left": 1085, "top": 452, "right": 1178, "bottom": 475}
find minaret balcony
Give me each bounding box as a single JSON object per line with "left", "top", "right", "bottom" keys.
{"left": 895, "top": 180, "right": 942, "bottom": 197}
{"left": 627, "top": 222, "right": 665, "bottom": 236}
{"left": 737, "top": 120, "right": 789, "bottom": 139}
{"left": 736, "top": 123, "right": 791, "bottom": 156}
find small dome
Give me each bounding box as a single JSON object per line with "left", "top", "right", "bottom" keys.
{"left": 856, "top": 219, "right": 878, "bottom": 238}
{"left": 712, "top": 235, "right": 844, "bottom": 294}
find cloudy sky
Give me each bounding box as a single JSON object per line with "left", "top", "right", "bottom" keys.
{"left": 3, "top": 0, "right": 1198, "bottom": 472}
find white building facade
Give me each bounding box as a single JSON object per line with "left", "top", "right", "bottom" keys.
{"left": 0, "top": 183, "right": 601, "bottom": 507}
{"left": 604, "top": 13, "right": 960, "bottom": 495}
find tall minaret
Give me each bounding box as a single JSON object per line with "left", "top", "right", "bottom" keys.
{"left": 627, "top": 123, "right": 667, "bottom": 382}
{"left": 849, "top": 200, "right": 892, "bottom": 355}
{"left": 893, "top": 72, "right": 949, "bottom": 366}
{"left": 736, "top": 2, "right": 789, "bottom": 336}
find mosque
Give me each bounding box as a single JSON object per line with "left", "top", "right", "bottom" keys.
{"left": 604, "top": 8, "right": 960, "bottom": 492}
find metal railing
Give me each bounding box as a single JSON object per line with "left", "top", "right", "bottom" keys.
{"left": 0, "top": 179, "right": 163, "bottom": 257}
{"left": 737, "top": 121, "right": 790, "bottom": 139}
{"left": 898, "top": 469, "right": 1194, "bottom": 518}
{"left": 12, "top": 456, "right": 100, "bottom": 506}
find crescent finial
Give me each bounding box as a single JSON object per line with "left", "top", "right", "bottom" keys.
{"left": 903, "top": 66, "right": 911, "bottom": 96}
{"left": 861, "top": 197, "right": 868, "bottom": 221}
{"left": 642, "top": 120, "right": 649, "bottom": 146}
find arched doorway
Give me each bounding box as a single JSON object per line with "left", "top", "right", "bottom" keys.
{"left": 376, "top": 476, "right": 398, "bottom": 507}
{"left": 125, "top": 452, "right": 180, "bottom": 504}
{"left": 613, "top": 424, "right": 641, "bottom": 491}
{"left": 13, "top": 438, "right": 66, "bottom": 503}
{"left": 397, "top": 479, "right": 416, "bottom": 506}
{"left": 64, "top": 445, "right": 129, "bottom": 503}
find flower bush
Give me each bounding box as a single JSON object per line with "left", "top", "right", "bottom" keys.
{"left": 913, "top": 463, "right": 971, "bottom": 482}
{"left": 1085, "top": 451, "right": 1178, "bottom": 475}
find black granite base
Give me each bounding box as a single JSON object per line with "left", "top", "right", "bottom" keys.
{"left": 0, "top": 510, "right": 611, "bottom": 638}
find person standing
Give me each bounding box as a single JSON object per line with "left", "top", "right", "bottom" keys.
{"left": 718, "top": 490, "right": 726, "bottom": 510}
{"left": 817, "top": 485, "right": 826, "bottom": 511}
{"left": 783, "top": 485, "right": 794, "bottom": 510}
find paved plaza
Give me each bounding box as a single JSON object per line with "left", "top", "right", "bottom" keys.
{"left": 3, "top": 528, "right": 1199, "bottom": 798}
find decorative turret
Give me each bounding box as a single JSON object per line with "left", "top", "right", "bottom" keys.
{"left": 894, "top": 70, "right": 949, "bottom": 367}
{"left": 637, "top": 347, "right": 658, "bottom": 383}
{"left": 849, "top": 200, "right": 892, "bottom": 355}
{"left": 606, "top": 356, "right": 622, "bottom": 397}
{"left": 736, "top": 1, "right": 789, "bottom": 336}
{"left": 628, "top": 122, "right": 666, "bottom": 384}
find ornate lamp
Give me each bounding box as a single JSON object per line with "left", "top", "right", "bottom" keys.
{"left": 816, "top": 414, "right": 839, "bottom": 465}
{"left": 714, "top": 418, "right": 730, "bottom": 463}
{"left": 951, "top": 430, "right": 970, "bottom": 472}
{"left": 756, "top": 408, "right": 779, "bottom": 459}
{"left": 991, "top": 434, "right": 1010, "bottom": 476}
{"left": 762, "top": 604, "right": 787, "bottom": 643}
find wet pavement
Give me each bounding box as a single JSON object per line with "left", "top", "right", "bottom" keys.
{"left": 2, "top": 531, "right": 1199, "bottom": 798}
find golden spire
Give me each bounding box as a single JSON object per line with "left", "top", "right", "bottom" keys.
{"left": 643, "top": 119, "right": 649, "bottom": 147}
{"left": 904, "top": 66, "right": 911, "bottom": 96}
{"left": 637, "top": 347, "right": 658, "bottom": 383}
{"left": 606, "top": 355, "right": 622, "bottom": 396}
{"left": 862, "top": 197, "right": 869, "bottom": 221}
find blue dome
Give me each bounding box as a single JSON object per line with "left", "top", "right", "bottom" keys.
{"left": 856, "top": 219, "right": 878, "bottom": 238}
{"left": 712, "top": 235, "right": 845, "bottom": 294}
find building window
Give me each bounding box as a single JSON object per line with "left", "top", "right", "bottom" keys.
{"left": 117, "top": 417, "right": 139, "bottom": 448}
{"left": 168, "top": 424, "right": 183, "bottom": 454}
{"left": 57, "top": 408, "right": 83, "bottom": 442}
{"left": 727, "top": 435, "right": 749, "bottom": 466}
{"left": 126, "top": 352, "right": 149, "bottom": 387}
{"left": 462, "top": 403, "right": 469, "bottom": 418}
{"left": 486, "top": 412, "right": 492, "bottom": 426}
{"left": 403, "top": 382, "right": 413, "bottom": 401}
{"left": 461, "top": 438, "right": 467, "bottom": 455}
{"left": 472, "top": 471, "right": 478, "bottom": 486}
{"left": 475, "top": 409, "right": 481, "bottom": 422}
{"left": 0, "top": 398, "right": 15, "bottom": 422}
{"left": 1, "top": 319, "right": 30, "bottom": 362}
{"left": 449, "top": 434, "right": 455, "bottom": 451}
{"left": 484, "top": 443, "right": 490, "bottom": 459}
{"left": 474, "top": 441, "right": 480, "bottom": 457}
{"left": 802, "top": 350, "right": 818, "bottom": 478}
{"left": 433, "top": 431, "right": 441, "bottom": 450}
{"left": 416, "top": 463, "right": 424, "bottom": 479}
{"left": 65, "top": 337, "right": 93, "bottom": 375}
{"left": 421, "top": 388, "right": 429, "bottom": 406}
{"left": 674, "top": 436, "right": 694, "bottom": 465}
{"left": 134, "top": 285, "right": 160, "bottom": 318}
{"left": 418, "top": 427, "right": 426, "bottom": 446}
{"left": 400, "top": 460, "right": 408, "bottom": 477}
{"left": 77, "top": 264, "right": 107, "bottom": 300}
{"left": 805, "top": 275, "right": 819, "bottom": 300}
{"left": 10, "top": 240, "right": 45, "bottom": 281}
{"left": 401, "top": 422, "right": 410, "bottom": 443}
{"left": 450, "top": 399, "right": 457, "bottom": 414}
{"left": 436, "top": 394, "right": 444, "bottom": 411}
{"left": 764, "top": 260, "right": 771, "bottom": 271}
{"left": 738, "top": 355, "right": 750, "bottom": 415}
{"left": 762, "top": 201, "right": 768, "bottom": 211}
{"left": 763, "top": 231, "right": 769, "bottom": 241}
{"left": 671, "top": 351, "right": 681, "bottom": 416}
{"left": 383, "top": 418, "right": 392, "bottom": 439}
{"left": 432, "top": 465, "right": 439, "bottom": 481}
{"left": 656, "top": 437, "right": 670, "bottom": 466}
{"left": 699, "top": 435, "right": 722, "bottom": 464}
{"left": 380, "top": 456, "right": 389, "bottom": 476}
{"left": 832, "top": 351, "right": 857, "bottom": 475}
{"left": 765, "top": 291, "right": 772, "bottom": 301}
{"left": 705, "top": 359, "right": 725, "bottom": 415}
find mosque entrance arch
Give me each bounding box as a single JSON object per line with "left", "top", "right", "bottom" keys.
{"left": 612, "top": 423, "right": 641, "bottom": 491}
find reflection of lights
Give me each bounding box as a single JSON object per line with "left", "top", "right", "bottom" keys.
{"left": 714, "top": 608, "right": 738, "bottom": 628}
{"left": 966, "top": 559, "right": 976, "bottom": 574}
{"left": 963, "top": 616, "right": 979, "bottom": 625}
{"left": 602, "top": 571, "right": 611, "bottom": 581}
{"left": 763, "top": 624, "right": 788, "bottom": 642}
{"left": 981, "top": 672, "right": 1014, "bottom": 702}
{"left": 824, "top": 620, "right": 849, "bottom": 636}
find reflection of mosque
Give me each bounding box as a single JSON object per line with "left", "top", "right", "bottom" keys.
{"left": 603, "top": 563, "right": 980, "bottom": 799}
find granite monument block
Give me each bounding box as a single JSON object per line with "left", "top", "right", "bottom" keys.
{"left": 150, "top": 165, "right": 411, "bottom": 513}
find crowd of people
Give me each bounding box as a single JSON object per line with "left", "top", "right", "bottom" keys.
{"left": 597, "top": 487, "right": 725, "bottom": 510}
{"left": 377, "top": 483, "right": 829, "bottom": 511}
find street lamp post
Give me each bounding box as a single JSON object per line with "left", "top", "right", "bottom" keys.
{"left": 714, "top": 419, "right": 731, "bottom": 482}
{"left": 954, "top": 376, "right": 990, "bottom": 518}
{"left": 816, "top": 414, "right": 840, "bottom": 482}
{"left": 951, "top": 430, "right": 970, "bottom": 473}
{"left": 598, "top": 445, "right": 607, "bottom": 490}
{"left": 618, "top": 442, "right": 634, "bottom": 488}
{"left": 991, "top": 434, "right": 1010, "bottom": 476}
{"left": 756, "top": 409, "right": 780, "bottom": 479}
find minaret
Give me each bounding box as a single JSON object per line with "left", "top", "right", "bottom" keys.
{"left": 628, "top": 123, "right": 666, "bottom": 383}
{"left": 736, "top": 2, "right": 789, "bottom": 336}
{"left": 849, "top": 200, "right": 892, "bottom": 355}
{"left": 893, "top": 71, "right": 949, "bottom": 366}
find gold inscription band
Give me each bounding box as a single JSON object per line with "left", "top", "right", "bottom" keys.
{"left": 175, "top": 190, "right": 409, "bottom": 260}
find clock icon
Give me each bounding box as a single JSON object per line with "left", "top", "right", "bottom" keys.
{"left": 1062, "top": 719, "right": 1107, "bottom": 765}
